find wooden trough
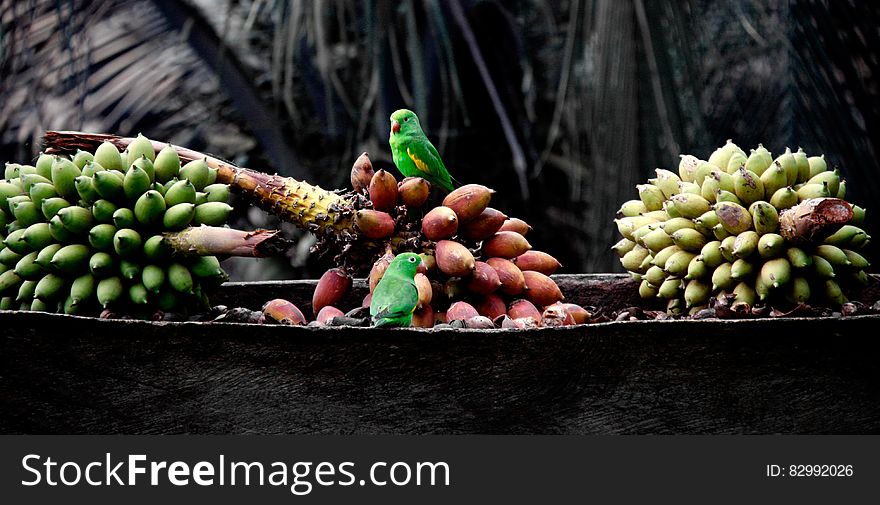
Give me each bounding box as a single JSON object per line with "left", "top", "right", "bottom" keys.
{"left": 1, "top": 274, "right": 879, "bottom": 434}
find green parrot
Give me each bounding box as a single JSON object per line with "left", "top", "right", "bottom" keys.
{"left": 370, "top": 252, "right": 423, "bottom": 327}
{"left": 389, "top": 109, "right": 455, "bottom": 192}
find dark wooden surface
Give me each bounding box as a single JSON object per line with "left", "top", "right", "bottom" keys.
{"left": 1, "top": 274, "right": 879, "bottom": 434}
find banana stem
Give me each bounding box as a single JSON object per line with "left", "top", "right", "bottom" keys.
{"left": 779, "top": 197, "right": 853, "bottom": 244}
{"left": 164, "top": 227, "right": 289, "bottom": 257}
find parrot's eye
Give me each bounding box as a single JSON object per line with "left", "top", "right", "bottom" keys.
{"left": 409, "top": 257, "right": 417, "bottom": 262}
{"left": 404, "top": 117, "right": 410, "bottom": 122}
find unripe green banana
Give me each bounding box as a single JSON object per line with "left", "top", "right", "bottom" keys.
{"left": 684, "top": 279, "right": 711, "bottom": 308}
{"left": 806, "top": 169, "right": 841, "bottom": 198}
{"left": 81, "top": 160, "right": 105, "bottom": 178}
{"left": 850, "top": 270, "right": 870, "bottom": 287}
{"left": 732, "top": 281, "right": 757, "bottom": 308}
{"left": 123, "top": 164, "right": 152, "bottom": 200}
{"left": 0, "top": 296, "right": 14, "bottom": 309}
{"left": 203, "top": 183, "right": 229, "bottom": 203}
{"left": 842, "top": 249, "right": 869, "bottom": 269}
{"left": 644, "top": 265, "right": 667, "bottom": 286}
{"left": 726, "top": 151, "right": 747, "bottom": 174}
{"left": 730, "top": 258, "right": 755, "bottom": 281}
{"left": 164, "top": 179, "right": 197, "bottom": 207}
{"left": 125, "top": 133, "right": 157, "bottom": 167}
{"left": 639, "top": 228, "right": 672, "bottom": 252}
{"left": 189, "top": 255, "right": 224, "bottom": 279}
{"left": 113, "top": 228, "right": 142, "bottom": 258}
{"left": 823, "top": 279, "right": 847, "bottom": 305}
{"left": 134, "top": 190, "right": 166, "bottom": 226}
{"left": 678, "top": 155, "right": 701, "bottom": 182}
{"left": 774, "top": 148, "right": 799, "bottom": 186}
{"left": 162, "top": 203, "right": 195, "bottom": 231}
{"left": 657, "top": 277, "right": 683, "bottom": 299}
{"left": 50, "top": 244, "right": 90, "bottom": 274}
{"left": 668, "top": 193, "right": 711, "bottom": 219}
{"left": 807, "top": 155, "right": 826, "bottom": 179}
{"left": 671, "top": 228, "right": 708, "bottom": 252}
{"left": 112, "top": 208, "right": 135, "bottom": 229}
{"left": 35, "top": 243, "right": 62, "bottom": 271}
{"left": 745, "top": 144, "right": 773, "bottom": 175}
{"left": 194, "top": 192, "right": 209, "bottom": 206}
{"left": 714, "top": 189, "right": 743, "bottom": 205}
{"left": 120, "top": 259, "right": 141, "bottom": 281}
{"left": 811, "top": 254, "right": 835, "bottom": 279}
{"left": 612, "top": 238, "right": 637, "bottom": 257}
{"left": 639, "top": 279, "right": 659, "bottom": 299}
{"left": 796, "top": 182, "right": 831, "bottom": 201}
{"left": 22, "top": 222, "right": 53, "bottom": 250}
{"left": 50, "top": 156, "right": 82, "bottom": 201}
{"left": 88, "top": 223, "right": 117, "bottom": 251}
{"left": 131, "top": 155, "right": 155, "bottom": 183}
{"left": 769, "top": 186, "right": 798, "bottom": 210}
{"left": 16, "top": 279, "right": 37, "bottom": 303}
{"left": 732, "top": 167, "right": 764, "bottom": 206}
{"left": 13, "top": 251, "right": 41, "bottom": 280}
{"left": 785, "top": 276, "right": 811, "bottom": 304}
{"left": 6, "top": 194, "right": 30, "bottom": 215}
{"left": 621, "top": 245, "right": 651, "bottom": 272}
{"left": 850, "top": 205, "right": 865, "bottom": 226}
{"left": 759, "top": 161, "right": 788, "bottom": 201}
{"left": 74, "top": 176, "right": 99, "bottom": 204}
{"left": 650, "top": 245, "right": 681, "bottom": 268}
{"left": 685, "top": 255, "right": 709, "bottom": 280}
{"left": 34, "top": 154, "right": 54, "bottom": 179}
{"left": 0, "top": 269, "right": 22, "bottom": 294}
{"left": 700, "top": 176, "right": 721, "bottom": 203}
{"left": 637, "top": 183, "right": 665, "bottom": 211}
{"left": 757, "top": 233, "right": 785, "bottom": 259}
{"left": 128, "top": 283, "right": 150, "bottom": 306}
{"left": 664, "top": 250, "right": 696, "bottom": 277}
{"left": 193, "top": 202, "right": 233, "bottom": 226}
{"left": 694, "top": 210, "right": 720, "bottom": 235}
{"left": 4, "top": 228, "right": 30, "bottom": 254}
{"left": 631, "top": 222, "right": 655, "bottom": 245}
{"left": 749, "top": 201, "right": 779, "bottom": 235}
{"left": 12, "top": 201, "right": 41, "bottom": 227}
{"left": 732, "top": 231, "right": 759, "bottom": 259}
{"left": 179, "top": 159, "right": 211, "bottom": 191}
{"left": 1, "top": 248, "right": 23, "bottom": 268}
{"left": 142, "top": 264, "right": 166, "bottom": 294}
{"left": 97, "top": 276, "right": 124, "bottom": 308}
{"left": 760, "top": 257, "right": 792, "bottom": 289}
{"left": 57, "top": 206, "right": 93, "bottom": 234}
{"left": 143, "top": 235, "right": 169, "bottom": 262}
{"left": 168, "top": 262, "right": 194, "bottom": 294}
{"left": 814, "top": 244, "right": 851, "bottom": 267}
{"left": 69, "top": 273, "right": 96, "bottom": 306}
{"left": 93, "top": 141, "right": 124, "bottom": 171}
{"left": 29, "top": 182, "right": 58, "bottom": 212}
{"left": 792, "top": 148, "right": 810, "bottom": 184}
{"left": 616, "top": 216, "right": 658, "bottom": 241}
{"left": 28, "top": 298, "right": 52, "bottom": 312}
{"left": 662, "top": 217, "right": 696, "bottom": 235}
{"left": 34, "top": 273, "right": 66, "bottom": 301}
{"left": 0, "top": 181, "right": 25, "bottom": 211}
{"left": 638, "top": 252, "right": 656, "bottom": 273}
{"left": 649, "top": 169, "right": 681, "bottom": 198}
{"left": 836, "top": 179, "right": 846, "bottom": 200}
{"left": 707, "top": 140, "right": 741, "bottom": 173}
{"left": 156, "top": 289, "right": 178, "bottom": 312}
{"left": 153, "top": 145, "right": 182, "bottom": 183}
{"left": 711, "top": 262, "right": 735, "bottom": 291}
{"left": 714, "top": 201, "right": 753, "bottom": 235}
{"left": 699, "top": 241, "right": 724, "bottom": 268}
{"left": 677, "top": 181, "right": 702, "bottom": 196}
{"left": 91, "top": 199, "right": 118, "bottom": 223}
{"left": 89, "top": 251, "right": 116, "bottom": 277}
{"left": 93, "top": 170, "right": 125, "bottom": 201}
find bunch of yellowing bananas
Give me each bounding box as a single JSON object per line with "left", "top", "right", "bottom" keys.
{"left": 0, "top": 134, "right": 232, "bottom": 316}
{"left": 614, "top": 141, "right": 870, "bottom": 315}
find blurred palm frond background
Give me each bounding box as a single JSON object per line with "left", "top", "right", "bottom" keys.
{"left": 2, "top": 0, "right": 878, "bottom": 279}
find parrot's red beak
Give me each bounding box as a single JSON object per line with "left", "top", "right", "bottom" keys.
{"left": 391, "top": 119, "right": 400, "bottom": 134}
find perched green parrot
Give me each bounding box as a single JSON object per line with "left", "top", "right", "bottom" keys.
{"left": 389, "top": 109, "right": 455, "bottom": 192}
{"left": 370, "top": 252, "right": 423, "bottom": 327}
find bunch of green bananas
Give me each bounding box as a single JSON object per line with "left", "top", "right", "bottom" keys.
{"left": 0, "top": 134, "right": 233, "bottom": 316}
{"left": 614, "top": 140, "right": 870, "bottom": 315}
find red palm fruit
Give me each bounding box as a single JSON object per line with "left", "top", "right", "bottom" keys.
{"left": 522, "top": 271, "right": 564, "bottom": 306}
{"left": 512, "top": 250, "right": 562, "bottom": 275}
{"left": 316, "top": 306, "right": 344, "bottom": 325}
{"left": 362, "top": 292, "right": 372, "bottom": 308}
{"left": 434, "top": 310, "right": 448, "bottom": 324}
{"left": 442, "top": 184, "right": 493, "bottom": 222}
{"left": 475, "top": 293, "right": 507, "bottom": 319}
{"left": 368, "top": 169, "right": 398, "bottom": 211}
{"left": 262, "top": 299, "right": 307, "bottom": 325}
{"left": 498, "top": 217, "right": 531, "bottom": 235}
{"left": 312, "top": 268, "right": 352, "bottom": 315}
{"left": 459, "top": 207, "right": 507, "bottom": 241}
{"left": 541, "top": 302, "right": 575, "bottom": 327}
{"left": 398, "top": 177, "right": 430, "bottom": 208}
{"left": 421, "top": 206, "right": 458, "bottom": 240}
{"left": 486, "top": 257, "right": 526, "bottom": 295}
{"left": 355, "top": 209, "right": 395, "bottom": 239}
{"left": 446, "top": 301, "right": 479, "bottom": 321}
{"left": 350, "top": 152, "right": 374, "bottom": 193}
{"left": 508, "top": 298, "right": 541, "bottom": 321}
{"left": 411, "top": 305, "right": 435, "bottom": 328}
{"left": 369, "top": 252, "right": 394, "bottom": 293}
{"left": 465, "top": 261, "right": 501, "bottom": 295}
{"left": 562, "top": 303, "right": 591, "bottom": 324}
{"left": 465, "top": 316, "right": 495, "bottom": 329}
{"left": 418, "top": 252, "right": 436, "bottom": 273}
{"left": 414, "top": 272, "right": 432, "bottom": 308}
{"left": 482, "top": 231, "right": 531, "bottom": 258}
{"left": 436, "top": 240, "right": 476, "bottom": 277}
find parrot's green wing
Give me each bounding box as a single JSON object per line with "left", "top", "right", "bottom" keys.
{"left": 370, "top": 275, "right": 419, "bottom": 326}
{"left": 406, "top": 138, "right": 455, "bottom": 192}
